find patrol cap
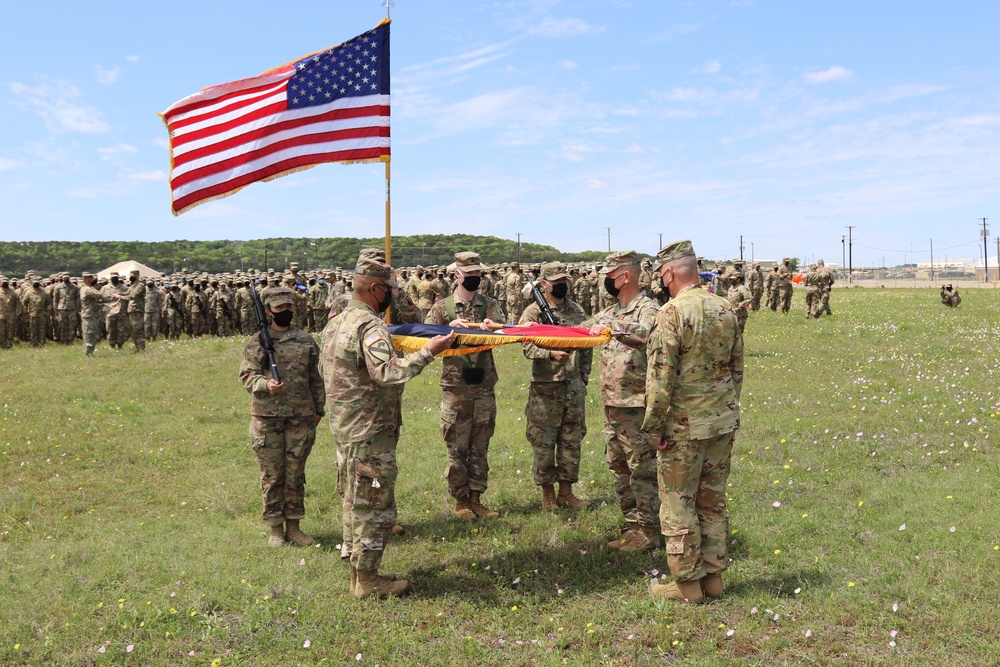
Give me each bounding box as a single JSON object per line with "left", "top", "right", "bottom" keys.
{"left": 129, "top": 269, "right": 141, "bottom": 276}
{"left": 265, "top": 286, "right": 296, "bottom": 308}
{"left": 453, "top": 251, "right": 485, "bottom": 273}
{"left": 290, "top": 262, "right": 299, "bottom": 269}
{"left": 358, "top": 247, "right": 386, "bottom": 261}
{"left": 540, "top": 262, "right": 569, "bottom": 281}
{"left": 354, "top": 255, "right": 392, "bottom": 281}
{"left": 510, "top": 261, "right": 520, "bottom": 269}
{"left": 653, "top": 239, "right": 696, "bottom": 270}
{"left": 82, "top": 272, "right": 95, "bottom": 280}
{"left": 599, "top": 250, "right": 641, "bottom": 275}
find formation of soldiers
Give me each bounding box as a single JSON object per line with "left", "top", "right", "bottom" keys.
{"left": 0, "top": 254, "right": 846, "bottom": 354}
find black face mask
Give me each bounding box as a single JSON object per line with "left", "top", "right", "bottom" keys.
{"left": 604, "top": 276, "right": 621, "bottom": 298}
{"left": 271, "top": 310, "right": 294, "bottom": 327}
{"left": 111, "top": 278, "right": 119, "bottom": 285}
{"left": 374, "top": 285, "right": 393, "bottom": 313}
{"left": 461, "top": 275, "right": 482, "bottom": 292}
{"left": 550, "top": 283, "right": 569, "bottom": 300}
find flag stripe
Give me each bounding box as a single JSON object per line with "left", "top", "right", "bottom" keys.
{"left": 172, "top": 135, "right": 390, "bottom": 200}
{"left": 172, "top": 110, "right": 389, "bottom": 174}
{"left": 171, "top": 145, "right": 387, "bottom": 213}
{"left": 171, "top": 125, "right": 389, "bottom": 188}
{"left": 162, "top": 21, "right": 390, "bottom": 215}
{"left": 171, "top": 96, "right": 388, "bottom": 155}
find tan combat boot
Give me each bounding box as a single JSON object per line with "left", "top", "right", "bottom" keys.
{"left": 541, "top": 484, "right": 558, "bottom": 510}
{"left": 556, "top": 481, "right": 590, "bottom": 509}
{"left": 607, "top": 529, "right": 637, "bottom": 551}
{"left": 390, "top": 524, "right": 405, "bottom": 536}
{"left": 284, "top": 519, "right": 315, "bottom": 547}
{"left": 469, "top": 492, "right": 499, "bottom": 519}
{"left": 619, "top": 526, "right": 659, "bottom": 554}
{"left": 353, "top": 569, "right": 411, "bottom": 598}
{"left": 267, "top": 524, "right": 285, "bottom": 547}
{"left": 650, "top": 579, "right": 704, "bottom": 603}
{"left": 454, "top": 495, "right": 476, "bottom": 520}
{"left": 701, "top": 573, "right": 724, "bottom": 598}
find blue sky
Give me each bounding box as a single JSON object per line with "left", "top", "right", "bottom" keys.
{"left": 2, "top": 0, "right": 999, "bottom": 267}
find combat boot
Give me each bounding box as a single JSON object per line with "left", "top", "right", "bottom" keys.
{"left": 391, "top": 524, "right": 405, "bottom": 536}
{"left": 607, "top": 529, "right": 637, "bottom": 551}
{"left": 701, "top": 573, "right": 724, "bottom": 598}
{"left": 556, "top": 481, "right": 590, "bottom": 509}
{"left": 453, "top": 496, "right": 476, "bottom": 520}
{"left": 619, "top": 526, "right": 659, "bottom": 554}
{"left": 353, "top": 569, "right": 411, "bottom": 598}
{"left": 284, "top": 519, "right": 314, "bottom": 547}
{"left": 541, "top": 484, "right": 558, "bottom": 510}
{"left": 650, "top": 579, "right": 703, "bottom": 603}
{"left": 469, "top": 492, "right": 499, "bottom": 519}
{"left": 267, "top": 524, "right": 285, "bottom": 548}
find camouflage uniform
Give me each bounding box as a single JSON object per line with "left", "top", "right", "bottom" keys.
{"left": 21, "top": 283, "right": 49, "bottom": 347}
{"left": 505, "top": 268, "right": 524, "bottom": 324}
{"left": 747, "top": 264, "right": 764, "bottom": 311}
{"left": 186, "top": 288, "right": 208, "bottom": 337}
{"left": 425, "top": 265, "right": 505, "bottom": 503}
{"left": 643, "top": 241, "right": 743, "bottom": 585}
{"left": 163, "top": 287, "right": 186, "bottom": 338}
{"left": 322, "top": 286, "right": 437, "bottom": 572}
{"left": 574, "top": 274, "right": 593, "bottom": 316}
{"left": 144, "top": 282, "right": 162, "bottom": 340}
{"left": 519, "top": 265, "right": 592, "bottom": 488}
{"left": 941, "top": 284, "right": 961, "bottom": 307}
{"left": 102, "top": 277, "right": 128, "bottom": 348}
{"left": 53, "top": 279, "right": 78, "bottom": 344}
{"left": 726, "top": 281, "right": 752, "bottom": 333}
{"left": 803, "top": 266, "right": 821, "bottom": 318}
{"left": 776, "top": 260, "right": 794, "bottom": 313}
{"left": 79, "top": 275, "right": 117, "bottom": 355}
{"left": 120, "top": 273, "right": 146, "bottom": 351}
{"left": 239, "top": 288, "right": 325, "bottom": 529}
{"left": 0, "top": 279, "right": 21, "bottom": 349}
{"left": 415, "top": 276, "right": 437, "bottom": 312}
{"left": 584, "top": 253, "right": 660, "bottom": 535}
{"left": 816, "top": 260, "right": 834, "bottom": 315}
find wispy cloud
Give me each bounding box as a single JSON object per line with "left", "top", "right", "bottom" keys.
{"left": 399, "top": 42, "right": 512, "bottom": 86}
{"left": 125, "top": 170, "right": 166, "bottom": 182}
{"left": 95, "top": 65, "right": 121, "bottom": 86}
{"left": 647, "top": 23, "right": 700, "bottom": 43}
{"left": 97, "top": 143, "right": 139, "bottom": 160}
{"left": 0, "top": 158, "right": 17, "bottom": 171}
{"left": 559, "top": 59, "right": 578, "bottom": 70}
{"left": 804, "top": 66, "right": 853, "bottom": 84}
{"left": 125, "top": 55, "right": 140, "bottom": 63}
{"left": 694, "top": 60, "right": 722, "bottom": 75}
{"left": 69, "top": 170, "right": 167, "bottom": 197}
{"left": 9, "top": 79, "right": 109, "bottom": 134}
{"left": 528, "top": 16, "right": 603, "bottom": 38}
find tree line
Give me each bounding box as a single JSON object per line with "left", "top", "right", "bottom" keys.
{"left": 0, "top": 235, "right": 613, "bottom": 276}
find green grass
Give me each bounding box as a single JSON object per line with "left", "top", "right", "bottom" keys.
{"left": 1, "top": 288, "right": 998, "bottom": 665}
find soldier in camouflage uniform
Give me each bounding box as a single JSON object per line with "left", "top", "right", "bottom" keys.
{"left": 239, "top": 287, "right": 325, "bottom": 549}
{"left": 583, "top": 251, "right": 661, "bottom": 552}
{"left": 79, "top": 273, "right": 118, "bottom": 355}
{"left": 186, "top": 283, "right": 208, "bottom": 337}
{"left": 425, "top": 252, "right": 505, "bottom": 520}
{"left": 163, "top": 284, "right": 186, "bottom": 339}
{"left": 726, "top": 273, "right": 752, "bottom": 333}
{"left": 322, "top": 254, "right": 453, "bottom": 598}
{"left": 574, "top": 270, "right": 593, "bottom": 316}
{"left": 815, "top": 259, "right": 834, "bottom": 315}
{"left": 53, "top": 275, "right": 78, "bottom": 345}
{"left": 643, "top": 239, "right": 744, "bottom": 603}
{"left": 803, "top": 265, "right": 821, "bottom": 318}
{"left": 941, "top": 284, "right": 961, "bottom": 307}
{"left": 747, "top": 263, "right": 764, "bottom": 311}
{"left": 144, "top": 280, "right": 162, "bottom": 341}
{"left": 22, "top": 279, "right": 49, "bottom": 347}
{"left": 519, "top": 262, "right": 593, "bottom": 510}
{"left": 118, "top": 269, "right": 146, "bottom": 351}
{"left": 0, "top": 276, "right": 19, "bottom": 350}
{"left": 103, "top": 273, "right": 128, "bottom": 348}
{"left": 505, "top": 263, "right": 525, "bottom": 324}
{"left": 776, "top": 258, "right": 794, "bottom": 313}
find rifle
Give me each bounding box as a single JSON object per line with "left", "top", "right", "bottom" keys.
{"left": 248, "top": 281, "right": 281, "bottom": 384}
{"left": 527, "top": 275, "right": 558, "bottom": 325}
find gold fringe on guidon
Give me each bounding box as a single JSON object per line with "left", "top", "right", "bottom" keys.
{"left": 390, "top": 329, "right": 612, "bottom": 358}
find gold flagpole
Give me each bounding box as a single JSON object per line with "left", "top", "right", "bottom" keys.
{"left": 384, "top": 158, "right": 391, "bottom": 263}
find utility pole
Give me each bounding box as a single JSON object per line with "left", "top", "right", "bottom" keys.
{"left": 930, "top": 239, "right": 934, "bottom": 283}
{"left": 996, "top": 236, "right": 999, "bottom": 284}
{"left": 845, "top": 226, "right": 855, "bottom": 282}
{"left": 658, "top": 233, "right": 663, "bottom": 251}
{"left": 739, "top": 235, "right": 744, "bottom": 262}
{"left": 606, "top": 227, "right": 612, "bottom": 252}
{"left": 841, "top": 235, "right": 846, "bottom": 280}
{"left": 516, "top": 233, "right": 522, "bottom": 264}
{"left": 751, "top": 242, "right": 754, "bottom": 264}
{"left": 982, "top": 218, "right": 990, "bottom": 283}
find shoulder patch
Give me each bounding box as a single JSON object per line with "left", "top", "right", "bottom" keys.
{"left": 364, "top": 331, "right": 382, "bottom": 347}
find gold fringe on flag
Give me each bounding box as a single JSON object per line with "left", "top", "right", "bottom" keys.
{"left": 390, "top": 329, "right": 612, "bottom": 357}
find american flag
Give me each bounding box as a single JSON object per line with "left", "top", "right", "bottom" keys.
{"left": 161, "top": 21, "right": 390, "bottom": 215}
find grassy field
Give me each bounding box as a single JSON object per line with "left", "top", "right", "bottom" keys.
{"left": 1, "top": 287, "right": 998, "bottom": 666}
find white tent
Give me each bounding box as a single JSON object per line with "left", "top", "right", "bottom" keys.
{"left": 96, "top": 260, "right": 162, "bottom": 280}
